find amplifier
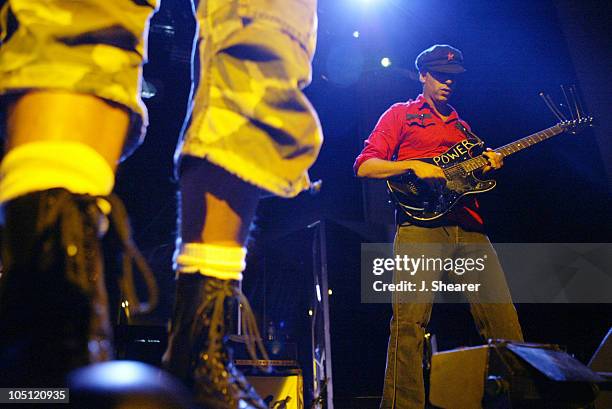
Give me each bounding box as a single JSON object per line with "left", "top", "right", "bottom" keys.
{"left": 429, "top": 339, "right": 603, "bottom": 409}
{"left": 233, "top": 339, "right": 303, "bottom": 409}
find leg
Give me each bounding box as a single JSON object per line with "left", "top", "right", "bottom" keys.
{"left": 382, "top": 302, "right": 434, "bottom": 409}
{"left": 0, "top": 0, "right": 157, "bottom": 386}
{"left": 178, "top": 158, "right": 260, "bottom": 247}
{"left": 164, "top": 1, "right": 321, "bottom": 408}
{"left": 6, "top": 91, "right": 129, "bottom": 168}
{"left": 381, "top": 225, "right": 448, "bottom": 409}
{"left": 163, "top": 158, "right": 264, "bottom": 409}
{"left": 457, "top": 229, "right": 523, "bottom": 341}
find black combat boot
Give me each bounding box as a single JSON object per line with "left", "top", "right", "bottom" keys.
{"left": 163, "top": 274, "right": 268, "bottom": 409}
{"left": 0, "top": 188, "right": 115, "bottom": 386}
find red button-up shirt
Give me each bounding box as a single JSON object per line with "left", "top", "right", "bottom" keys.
{"left": 354, "top": 94, "right": 484, "bottom": 228}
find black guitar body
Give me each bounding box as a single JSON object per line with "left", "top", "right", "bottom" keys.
{"left": 387, "top": 138, "right": 496, "bottom": 221}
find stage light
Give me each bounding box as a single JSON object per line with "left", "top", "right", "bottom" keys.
{"left": 352, "top": 30, "right": 360, "bottom": 38}
{"left": 381, "top": 57, "right": 392, "bottom": 67}
{"left": 308, "top": 309, "right": 313, "bottom": 316}
{"left": 328, "top": 289, "right": 333, "bottom": 295}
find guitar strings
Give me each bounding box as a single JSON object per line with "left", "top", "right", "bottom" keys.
{"left": 441, "top": 124, "right": 565, "bottom": 177}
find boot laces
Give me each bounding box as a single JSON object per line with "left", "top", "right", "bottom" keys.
{"left": 105, "top": 194, "right": 159, "bottom": 315}
{"left": 41, "top": 190, "right": 158, "bottom": 315}
{"left": 192, "top": 279, "right": 269, "bottom": 366}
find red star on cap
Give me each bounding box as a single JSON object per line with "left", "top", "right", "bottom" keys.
{"left": 447, "top": 52, "right": 455, "bottom": 61}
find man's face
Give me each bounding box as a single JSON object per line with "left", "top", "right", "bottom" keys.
{"left": 420, "top": 71, "right": 458, "bottom": 104}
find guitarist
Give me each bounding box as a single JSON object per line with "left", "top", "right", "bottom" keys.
{"left": 354, "top": 44, "right": 523, "bottom": 409}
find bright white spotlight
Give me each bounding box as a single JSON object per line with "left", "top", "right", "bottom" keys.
{"left": 380, "top": 57, "right": 392, "bottom": 68}
{"left": 352, "top": 30, "right": 360, "bottom": 38}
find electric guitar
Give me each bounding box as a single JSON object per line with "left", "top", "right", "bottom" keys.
{"left": 387, "top": 117, "right": 594, "bottom": 222}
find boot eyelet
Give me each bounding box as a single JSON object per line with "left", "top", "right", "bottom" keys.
{"left": 67, "top": 244, "right": 78, "bottom": 256}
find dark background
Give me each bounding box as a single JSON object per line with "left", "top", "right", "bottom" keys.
{"left": 113, "top": 0, "right": 612, "bottom": 402}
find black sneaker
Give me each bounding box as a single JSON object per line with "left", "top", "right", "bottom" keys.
{"left": 163, "top": 274, "right": 268, "bottom": 409}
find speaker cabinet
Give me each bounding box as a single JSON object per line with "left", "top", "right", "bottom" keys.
{"left": 429, "top": 340, "right": 603, "bottom": 409}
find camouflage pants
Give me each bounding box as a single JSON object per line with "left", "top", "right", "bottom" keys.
{"left": 0, "top": 0, "right": 321, "bottom": 197}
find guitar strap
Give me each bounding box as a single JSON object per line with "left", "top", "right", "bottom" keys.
{"left": 455, "top": 121, "right": 485, "bottom": 146}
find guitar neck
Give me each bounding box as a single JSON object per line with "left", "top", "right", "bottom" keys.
{"left": 495, "top": 124, "right": 565, "bottom": 158}
{"left": 457, "top": 124, "right": 565, "bottom": 173}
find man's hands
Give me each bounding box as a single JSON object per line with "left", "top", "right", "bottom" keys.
{"left": 410, "top": 161, "right": 446, "bottom": 180}
{"left": 482, "top": 148, "right": 503, "bottom": 173}
{"left": 408, "top": 161, "right": 447, "bottom": 189}
{"left": 406, "top": 148, "right": 503, "bottom": 190}
{"left": 358, "top": 148, "right": 503, "bottom": 183}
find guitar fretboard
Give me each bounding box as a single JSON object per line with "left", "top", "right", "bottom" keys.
{"left": 455, "top": 124, "right": 564, "bottom": 173}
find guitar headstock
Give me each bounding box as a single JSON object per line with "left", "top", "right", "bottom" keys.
{"left": 559, "top": 116, "right": 595, "bottom": 134}
{"left": 541, "top": 85, "right": 594, "bottom": 135}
